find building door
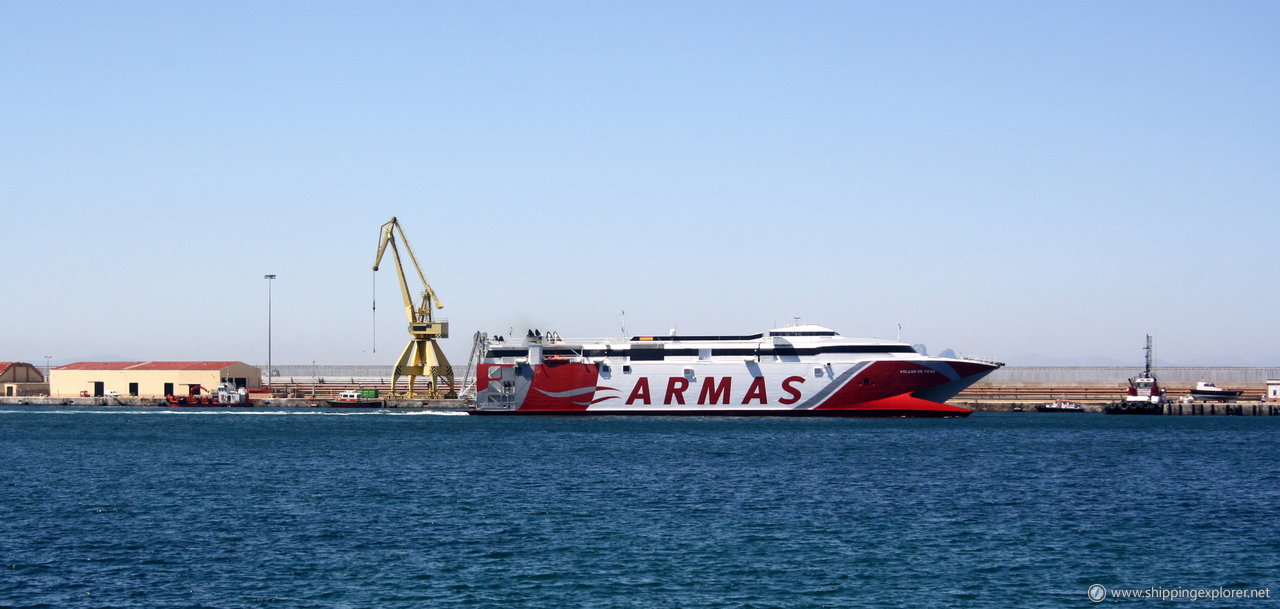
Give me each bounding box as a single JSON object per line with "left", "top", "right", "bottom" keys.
{"left": 92, "top": 381, "right": 104, "bottom": 397}
{"left": 129, "top": 382, "right": 139, "bottom": 397}
{"left": 163, "top": 382, "right": 174, "bottom": 396}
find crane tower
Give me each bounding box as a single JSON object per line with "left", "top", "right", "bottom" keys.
{"left": 373, "top": 217, "right": 455, "bottom": 399}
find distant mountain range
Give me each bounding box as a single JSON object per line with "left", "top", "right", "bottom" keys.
{"left": 1006, "top": 354, "right": 1277, "bottom": 367}
{"left": 18, "top": 355, "right": 133, "bottom": 368}
{"left": 911, "top": 346, "right": 1274, "bottom": 367}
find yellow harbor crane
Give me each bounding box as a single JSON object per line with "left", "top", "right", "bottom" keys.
{"left": 373, "top": 217, "right": 455, "bottom": 398}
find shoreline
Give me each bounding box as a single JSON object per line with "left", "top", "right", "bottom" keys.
{"left": 0, "top": 396, "right": 470, "bottom": 410}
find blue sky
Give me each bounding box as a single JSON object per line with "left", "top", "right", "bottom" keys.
{"left": 3, "top": 1, "right": 1277, "bottom": 367}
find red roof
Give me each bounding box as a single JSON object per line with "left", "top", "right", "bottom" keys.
{"left": 0, "top": 362, "right": 28, "bottom": 375}
{"left": 55, "top": 362, "right": 137, "bottom": 371}
{"left": 54, "top": 361, "right": 245, "bottom": 371}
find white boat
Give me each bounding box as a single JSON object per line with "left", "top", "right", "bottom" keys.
{"left": 216, "top": 382, "right": 251, "bottom": 405}
{"left": 1036, "top": 399, "right": 1084, "bottom": 413}
{"left": 471, "top": 324, "right": 1001, "bottom": 417}
{"left": 1189, "top": 381, "right": 1242, "bottom": 402}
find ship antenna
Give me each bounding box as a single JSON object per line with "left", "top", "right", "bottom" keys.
{"left": 619, "top": 309, "right": 626, "bottom": 337}
{"left": 1144, "top": 334, "right": 1154, "bottom": 377}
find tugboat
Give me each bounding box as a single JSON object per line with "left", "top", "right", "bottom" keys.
{"left": 1105, "top": 335, "right": 1165, "bottom": 415}
{"left": 1036, "top": 398, "right": 1085, "bottom": 413}
{"left": 1189, "top": 381, "right": 1243, "bottom": 402}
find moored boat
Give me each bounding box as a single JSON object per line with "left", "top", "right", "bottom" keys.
{"left": 166, "top": 382, "right": 252, "bottom": 407}
{"left": 1188, "top": 381, "right": 1242, "bottom": 402}
{"left": 469, "top": 324, "right": 1001, "bottom": 417}
{"left": 326, "top": 390, "right": 385, "bottom": 408}
{"left": 1036, "top": 398, "right": 1084, "bottom": 413}
{"left": 1105, "top": 335, "right": 1165, "bottom": 415}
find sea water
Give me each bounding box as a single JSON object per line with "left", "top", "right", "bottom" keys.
{"left": 1, "top": 408, "right": 1277, "bottom": 608}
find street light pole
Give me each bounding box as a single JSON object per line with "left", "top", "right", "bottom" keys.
{"left": 264, "top": 274, "right": 276, "bottom": 387}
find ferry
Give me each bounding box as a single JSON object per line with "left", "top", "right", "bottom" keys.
{"left": 469, "top": 325, "right": 1001, "bottom": 417}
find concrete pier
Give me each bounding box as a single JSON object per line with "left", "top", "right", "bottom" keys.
{"left": 954, "top": 399, "right": 1279, "bottom": 415}
{"left": 0, "top": 396, "right": 471, "bottom": 410}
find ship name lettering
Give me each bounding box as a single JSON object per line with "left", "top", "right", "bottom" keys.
{"left": 623, "top": 375, "right": 807, "bottom": 406}
{"left": 625, "top": 378, "right": 651, "bottom": 404}
{"left": 665, "top": 377, "right": 690, "bottom": 405}
{"left": 742, "top": 378, "right": 768, "bottom": 404}
{"left": 699, "top": 377, "right": 732, "bottom": 405}
{"left": 779, "top": 376, "right": 804, "bottom": 405}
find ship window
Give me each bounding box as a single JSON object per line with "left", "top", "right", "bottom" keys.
{"left": 488, "top": 367, "right": 502, "bottom": 379}
{"left": 623, "top": 365, "right": 632, "bottom": 374}
{"left": 698, "top": 348, "right": 711, "bottom": 361}
{"left": 814, "top": 367, "right": 824, "bottom": 377}
{"left": 630, "top": 345, "right": 665, "bottom": 361}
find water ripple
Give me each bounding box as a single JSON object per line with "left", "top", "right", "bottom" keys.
{"left": 0, "top": 410, "right": 1277, "bottom": 607}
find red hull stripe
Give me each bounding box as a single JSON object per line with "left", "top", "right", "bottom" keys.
{"left": 469, "top": 408, "right": 970, "bottom": 418}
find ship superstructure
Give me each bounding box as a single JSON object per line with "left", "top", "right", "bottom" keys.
{"left": 471, "top": 325, "right": 1000, "bottom": 417}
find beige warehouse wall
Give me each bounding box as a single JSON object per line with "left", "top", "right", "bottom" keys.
{"left": 51, "top": 369, "right": 221, "bottom": 397}
{"left": 223, "top": 363, "right": 263, "bottom": 388}
{"left": 50, "top": 364, "right": 261, "bottom": 397}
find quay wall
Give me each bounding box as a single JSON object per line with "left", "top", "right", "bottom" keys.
{"left": 979, "top": 366, "right": 1280, "bottom": 384}
{"left": 0, "top": 396, "right": 469, "bottom": 410}
{"left": 255, "top": 365, "right": 1280, "bottom": 385}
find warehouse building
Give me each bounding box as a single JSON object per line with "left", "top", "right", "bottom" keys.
{"left": 1, "top": 362, "right": 48, "bottom": 396}
{"left": 50, "top": 361, "right": 261, "bottom": 397}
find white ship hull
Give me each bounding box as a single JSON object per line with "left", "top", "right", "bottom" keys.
{"left": 471, "top": 325, "right": 1000, "bottom": 417}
